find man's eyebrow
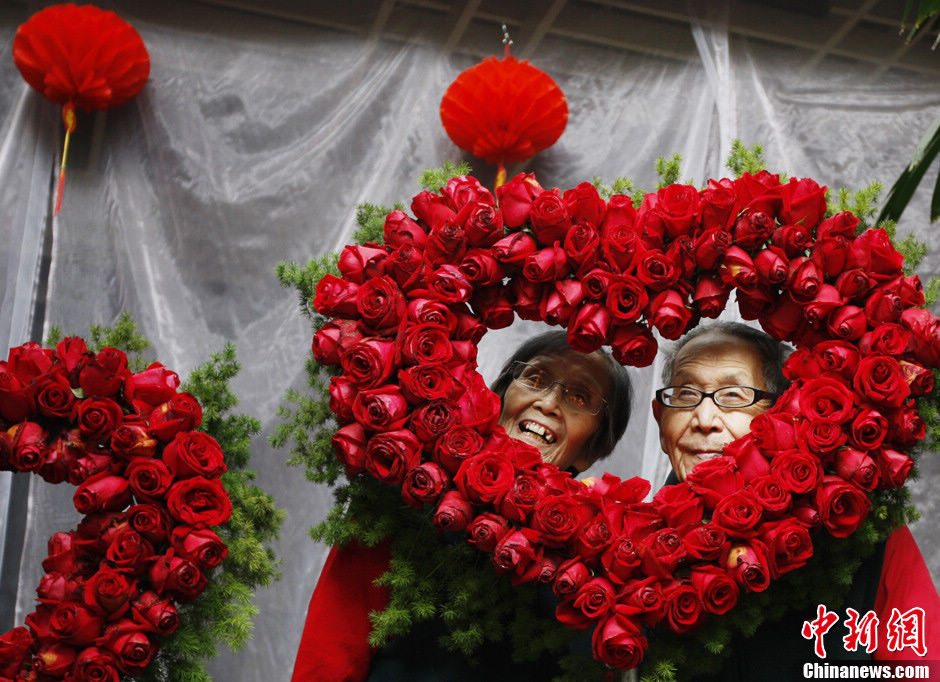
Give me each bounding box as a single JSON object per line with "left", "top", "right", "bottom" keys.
{"left": 670, "top": 371, "right": 751, "bottom": 386}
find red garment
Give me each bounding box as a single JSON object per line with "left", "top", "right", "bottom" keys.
{"left": 873, "top": 526, "right": 940, "bottom": 660}
{"left": 291, "top": 540, "right": 391, "bottom": 682}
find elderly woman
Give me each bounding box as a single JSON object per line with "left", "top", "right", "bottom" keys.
{"left": 292, "top": 331, "right": 632, "bottom": 682}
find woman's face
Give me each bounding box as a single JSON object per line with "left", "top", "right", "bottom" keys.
{"left": 498, "top": 350, "right": 610, "bottom": 472}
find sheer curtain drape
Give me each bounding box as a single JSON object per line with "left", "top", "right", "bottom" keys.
{"left": 0, "top": 2, "right": 937, "bottom": 679}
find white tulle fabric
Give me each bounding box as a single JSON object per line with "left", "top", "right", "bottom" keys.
{"left": 0, "top": 2, "right": 938, "bottom": 679}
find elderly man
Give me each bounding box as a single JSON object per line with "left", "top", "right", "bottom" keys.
{"left": 652, "top": 321, "right": 939, "bottom": 680}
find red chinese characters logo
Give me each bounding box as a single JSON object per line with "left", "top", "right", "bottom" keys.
{"left": 802, "top": 604, "right": 928, "bottom": 658}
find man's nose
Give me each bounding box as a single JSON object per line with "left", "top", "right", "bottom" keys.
{"left": 689, "top": 396, "right": 724, "bottom": 431}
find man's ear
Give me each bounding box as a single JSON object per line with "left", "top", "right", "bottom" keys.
{"left": 652, "top": 398, "right": 662, "bottom": 424}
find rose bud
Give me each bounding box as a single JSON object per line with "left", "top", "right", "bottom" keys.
{"left": 592, "top": 612, "right": 648, "bottom": 670}
{"left": 492, "top": 528, "right": 541, "bottom": 585}
{"left": 726, "top": 541, "right": 771, "bottom": 592}
{"left": 760, "top": 294, "right": 804, "bottom": 341}
{"left": 541, "top": 279, "right": 584, "bottom": 327}
{"left": 811, "top": 235, "right": 851, "bottom": 279}
{"left": 719, "top": 246, "right": 759, "bottom": 292}
{"left": 166, "top": 477, "right": 232, "bottom": 527}
{"left": 803, "top": 284, "right": 845, "bottom": 330}
{"left": 816, "top": 475, "right": 871, "bottom": 538}
{"left": 761, "top": 518, "right": 813, "bottom": 576}
{"left": 837, "top": 447, "right": 881, "bottom": 491}
{"left": 551, "top": 558, "right": 591, "bottom": 600}
{"left": 101, "top": 620, "right": 156, "bottom": 673}
{"left": 530, "top": 188, "right": 572, "bottom": 245}
{"left": 33, "top": 641, "right": 77, "bottom": 677}
{"left": 732, "top": 209, "right": 775, "bottom": 249}
{"left": 132, "top": 591, "right": 179, "bottom": 635}
{"left": 563, "top": 222, "right": 600, "bottom": 271}
{"left": 78, "top": 347, "right": 129, "bottom": 398}
{"left": 610, "top": 323, "right": 657, "bottom": 368}
{"left": 72, "top": 647, "right": 121, "bottom": 682}
{"left": 411, "top": 190, "right": 455, "bottom": 232}
{"left": 847, "top": 228, "right": 903, "bottom": 277}
{"left": 648, "top": 289, "right": 692, "bottom": 341}
{"left": 899, "top": 360, "right": 934, "bottom": 397}
{"left": 736, "top": 286, "right": 774, "bottom": 320}
{"left": 125, "top": 458, "right": 173, "bottom": 501}
{"left": 661, "top": 580, "right": 704, "bottom": 634}
{"left": 49, "top": 601, "right": 103, "bottom": 645}
{"left": 110, "top": 423, "right": 158, "bottom": 460}
{"left": 523, "top": 243, "right": 570, "bottom": 283}
{"left": 331, "top": 422, "right": 368, "bottom": 477}
{"left": 770, "top": 449, "right": 823, "bottom": 495}
{"left": 466, "top": 512, "right": 510, "bottom": 552}
{"left": 567, "top": 302, "right": 612, "bottom": 352}
{"left": 433, "top": 489, "right": 474, "bottom": 532}
{"left": 785, "top": 257, "right": 821, "bottom": 303}
{"left": 171, "top": 526, "right": 229, "bottom": 571}
{"left": 383, "top": 209, "right": 427, "bottom": 248}
{"left": 73, "top": 473, "right": 132, "bottom": 515}
{"left": 874, "top": 448, "right": 914, "bottom": 489}
{"left": 690, "top": 274, "right": 731, "bottom": 320}
{"left": 492, "top": 230, "right": 537, "bottom": 266}
{"left": 338, "top": 243, "right": 388, "bottom": 284}
{"left": 148, "top": 392, "right": 203, "bottom": 442}
{"left": 495, "top": 171, "right": 543, "bottom": 227}
{"left": 457, "top": 201, "right": 504, "bottom": 248}
{"left": 693, "top": 227, "right": 732, "bottom": 270}
{"left": 55, "top": 335, "right": 87, "bottom": 376}
{"left": 772, "top": 223, "right": 812, "bottom": 258}
{"left": 402, "top": 461, "right": 449, "bottom": 508}
{"left": 8, "top": 421, "right": 46, "bottom": 473}
{"left": 42, "top": 531, "right": 76, "bottom": 574}
{"left": 700, "top": 176, "right": 737, "bottom": 228}
{"left": 163, "top": 431, "right": 227, "bottom": 480}
{"left": 149, "top": 553, "right": 207, "bottom": 603}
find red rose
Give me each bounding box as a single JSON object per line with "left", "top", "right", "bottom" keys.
{"left": 661, "top": 580, "right": 704, "bottom": 634}
{"left": 110, "top": 423, "right": 158, "bottom": 459}
{"left": 592, "top": 612, "right": 647, "bottom": 669}
{"left": 835, "top": 268, "right": 873, "bottom": 302}
{"left": 352, "top": 386, "right": 410, "bottom": 432}
{"left": 311, "top": 319, "right": 363, "bottom": 366}
{"left": 798, "top": 376, "right": 855, "bottom": 423}
{"left": 125, "top": 458, "right": 173, "bottom": 500}
{"left": 811, "top": 235, "right": 851, "bottom": 279}
{"left": 749, "top": 413, "right": 796, "bottom": 453}
{"left": 433, "top": 489, "right": 474, "bottom": 532}
{"left": 813, "top": 340, "right": 859, "bottom": 378}
{"left": 636, "top": 249, "right": 679, "bottom": 292}
{"left": 467, "top": 512, "right": 510, "bottom": 552}
{"left": 8, "top": 421, "right": 46, "bottom": 472}
{"left": 834, "top": 447, "right": 880, "bottom": 491}
{"left": 582, "top": 267, "right": 614, "bottom": 300}
{"left": 599, "top": 201, "right": 643, "bottom": 273}
{"left": 785, "top": 257, "right": 821, "bottom": 303}
{"left": 460, "top": 248, "right": 504, "bottom": 286}
{"left": 383, "top": 209, "right": 427, "bottom": 248}
{"left": 864, "top": 288, "right": 903, "bottom": 324}
{"left": 328, "top": 376, "right": 357, "bottom": 424}
{"left": 492, "top": 230, "right": 538, "bottom": 266}
{"left": 732, "top": 209, "right": 775, "bottom": 249}
{"left": 356, "top": 275, "right": 406, "bottom": 333}
{"left": 640, "top": 527, "right": 687, "bottom": 579}
{"left": 0, "top": 364, "right": 31, "bottom": 423}
{"left": 148, "top": 393, "right": 203, "bottom": 442}
{"left": 817, "top": 211, "right": 859, "bottom": 240}
{"left": 720, "top": 246, "right": 760, "bottom": 292}
{"left": 747, "top": 474, "right": 792, "bottom": 517}
{"left": 686, "top": 456, "right": 743, "bottom": 509}
{"left": 337, "top": 243, "right": 388, "bottom": 283}
{"left": 74, "top": 473, "right": 132, "bottom": 514}
{"left": 364, "top": 428, "right": 421, "bottom": 484}
{"left": 77, "top": 397, "right": 124, "bottom": 442}
{"left": 497, "top": 469, "right": 546, "bottom": 523}
{"left": 101, "top": 620, "right": 156, "bottom": 673}
{"left": 760, "top": 295, "right": 804, "bottom": 341}
{"left": 779, "top": 176, "right": 826, "bottom": 227}
{"left": 530, "top": 188, "right": 572, "bottom": 244}
{"left": 132, "top": 591, "right": 179, "bottom": 635}
{"left": 50, "top": 601, "right": 102, "bottom": 645}
{"left": 126, "top": 503, "right": 169, "bottom": 545}
{"left": 853, "top": 355, "right": 910, "bottom": 408}
{"left": 691, "top": 274, "right": 732, "bottom": 320}
{"left": 725, "top": 540, "right": 771, "bottom": 592}
{"left": 522, "top": 243, "right": 569, "bottom": 282}
{"left": 331, "top": 422, "right": 368, "bottom": 476}
{"left": 567, "top": 303, "right": 611, "bottom": 352}
{"left": 803, "top": 284, "right": 846, "bottom": 331}
{"left": 383, "top": 243, "right": 428, "bottom": 291}
{"left": 163, "top": 431, "right": 226, "bottom": 480}
{"left": 886, "top": 401, "right": 926, "bottom": 448}
{"left": 682, "top": 523, "right": 730, "bottom": 562}
{"left": 426, "top": 221, "right": 467, "bottom": 266}
{"left": 495, "top": 172, "right": 543, "bottom": 227}
{"left": 43, "top": 531, "right": 78, "bottom": 574}
{"left": 312, "top": 273, "right": 359, "bottom": 317}
{"left": 693, "top": 228, "right": 733, "bottom": 270}
{"left": 761, "top": 518, "right": 813, "bottom": 576}
{"left": 7, "top": 341, "right": 54, "bottom": 383}
{"left": 616, "top": 576, "right": 665, "bottom": 626}
{"left": 540, "top": 279, "right": 584, "bottom": 327}
{"left": 402, "top": 461, "right": 449, "bottom": 508}
{"left": 754, "top": 245, "right": 788, "bottom": 285}
{"left": 861, "top": 323, "right": 911, "bottom": 357}
{"left": 34, "top": 642, "right": 77, "bottom": 677}
{"left": 532, "top": 493, "right": 589, "bottom": 547}
{"left": 557, "top": 576, "right": 616, "bottom": 628}
{"left": 563, "top": 222, "right": 600, "bottom": 270}
{"left": 443, "top": 175, "right": 494, "bottom": 210}
{"left": 105, "top": 528, "right": 154, "bottom": 574}
{"left": 724, "top": 433, "right": 771, "bottom": 480}
{"left": 83, "top": 568, "right": 134, "bottom": 618}
{"left": 401, "top": 323, "right": 453, "bottom": 365}
{"left": 610, "top": 322, "right": 657, "bottom": 367}
{"left": 71, "top": 647, "right": 120, "bottom": 682}
{"left": 874, "top": 448, "right": 914, "bottom": 488}
{"left": 564, "top": 181, "right": 606, "bottom": 225}
{"left": 736, "top": 287, "right": 774, "bottom": 320}
{"left": 648, "top": 289, "right": 692, "bottom": 340}
{"left": 816, "top": 475, "right": 871, "bottom": 538}
{"left": 492, "top": 528, "right": 541, "bottom": 584}
{"left": 848, "top": 228, "right": 903, "bottom": 277}
{"left": 432, "top": 425, "right": 484, "bottom": 475}
{"left": 849, "top": 408, "right": 888, "bottom": 451}
{"left": 711, "top": 489, "right": 763, "bottom": 539}
{"left": 770, "top": 449, "right": 822, "bottom": 494}
{"left": 690, "top": 565, "right": 739, "bottom": 615}
{"left": 656, "top": 183, "right": 701, "bottom": 237}
{"left": 700, "top": 177, "right": 737, "bottom": 229}
{"left": 606, "top": 275, "right": 648, "bottom": 324}
{"left": 339, "top": 338, "right": 397, "bottom": 390}
{"left": 171, "top": 526, "right": 229, "bottom": 571}
{"left": 774, "top": 222, "right": 813, "bottom": 258}
{"left": 166, "top": 477, "right": 232, "bottom": 526}
{"left": 652, "top": 483, "right": 704, "bottom": 527}
{"left": 455, "top": 452, "right": 516, "bottom": 504}
{"left": 456, "top": 201, "right": 504, "bottom": 247}
{"left": 411, "top": 190, "right": 455, "bottom": 231}
{"left": 35, "top": 372, "right": 76, "bottom": 419}
{"left": 600, "top": 534, "right": 641, "bottom": 585}
{"left": 148, "top": 553, "right": 207, "bottom": 603}
{"left": 38, "top": 571, "right": 81, "bottom": 603}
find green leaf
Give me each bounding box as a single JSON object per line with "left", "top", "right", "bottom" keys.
{"left": 877, "top": 114, "right": 940, "bottom": 224}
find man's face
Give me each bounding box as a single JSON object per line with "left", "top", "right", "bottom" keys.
{"left": 652, "top": 332, "right": 771, "bottom": 482}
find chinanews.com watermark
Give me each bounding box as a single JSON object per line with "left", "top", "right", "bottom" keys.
{"left": 800, "top": 604, "right": 936, "bottom": 680}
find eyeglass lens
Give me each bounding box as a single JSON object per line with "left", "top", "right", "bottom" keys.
{"left": 512, "top": 362, "right": 602, "bottom": 413}
{"left": 660, "top": 386, "right": 760, "bottom": 408}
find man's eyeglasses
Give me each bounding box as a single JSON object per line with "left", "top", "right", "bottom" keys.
{"left": 507, "top": 361, "right": 607, "bottom": 415}
{"left": 655, "top": 385, "right": 777, "bottom": 409}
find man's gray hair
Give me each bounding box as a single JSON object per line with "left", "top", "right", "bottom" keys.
{"left": 660, "top": 321, "right": 792, "bottom": 395}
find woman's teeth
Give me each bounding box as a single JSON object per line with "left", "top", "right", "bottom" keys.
{"left": 520, "top": 421, "right": 555, "bottom": 443}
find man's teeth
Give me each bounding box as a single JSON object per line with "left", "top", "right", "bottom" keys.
{"left": 520, "top": 421, "right": 555, "bottom": 443}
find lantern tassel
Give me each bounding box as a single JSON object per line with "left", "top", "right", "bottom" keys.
{"left": 495, "top": 162, "right": 507, "bottom": 190}
{"left": 54, "top": 103, "right": 77, "bottom": 217}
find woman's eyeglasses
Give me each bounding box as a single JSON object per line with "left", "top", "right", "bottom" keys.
{"left": 655, "top": 385, "right": 777, "bottom": 409}
{"left": 508, "top": 361, "right": 606, "bottom": 415}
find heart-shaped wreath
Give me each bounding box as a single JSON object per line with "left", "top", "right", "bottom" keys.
{"left": 287, "top": 165, "right": 938, "bottom": 673}
{"left": 0, "top": 329, "right": 249, "bottom": 681}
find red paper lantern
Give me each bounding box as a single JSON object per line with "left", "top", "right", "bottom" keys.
{"left": 440, "top": 48, "right": 568, "bottom": 186}
{"left": 13, "top": 3, "right": 150, "bottom": 214}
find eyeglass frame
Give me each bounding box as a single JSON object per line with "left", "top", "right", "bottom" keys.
{"left": 654, "top": 385, "right": 778, "bottom": 409}
{"left": 505, "top": 360, "right": 608, "bottom": 415}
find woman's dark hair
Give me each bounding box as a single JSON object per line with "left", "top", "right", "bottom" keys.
{"left": 489, "top": 330, "right": 632, "bottom": 463}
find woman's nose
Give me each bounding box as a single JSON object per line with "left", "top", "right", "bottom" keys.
{"left": 532, "top": 382, "right": 564, "bottom": 413}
